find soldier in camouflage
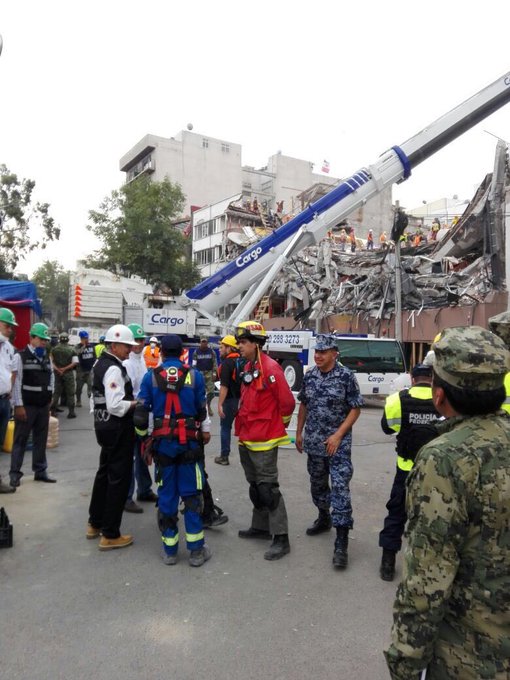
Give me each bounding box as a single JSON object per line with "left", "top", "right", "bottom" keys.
{"left": 296, "top": 334, "right": 363, "bottom": 569}
{"left": 50, "top": 332, "right": 79, "bottom": 419}
{"left": 489, "top": 310, "right": 510, "bottom": 413}
{"left": 385, "top": 326, "right": 510, "bottom": 679}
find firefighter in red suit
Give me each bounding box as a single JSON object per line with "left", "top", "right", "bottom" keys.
{"left": 234, "top": 320, "right": 295, "bottom": 560}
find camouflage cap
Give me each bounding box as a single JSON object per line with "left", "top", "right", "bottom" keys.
{"left": 314, "top": 334, "right": 338, "bottom": 351}
{"left": 488, "top": 310, "right": 510, "bottom": 348}
{"left": 434, "top": 326, "right": 510, "bottom": 390}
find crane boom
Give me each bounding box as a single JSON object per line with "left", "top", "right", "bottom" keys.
{"left": 181, "top": 70, "right": 510, "bottom": 323}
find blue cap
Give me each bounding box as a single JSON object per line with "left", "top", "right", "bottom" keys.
{"left": 161, "top": 334, "right": 183, "bottom": 353}
{"left": 79, "top": 330, "right": 89, "bottom": 339}
{"left": 314, "top": 334, "right": 338, "bottom": 351}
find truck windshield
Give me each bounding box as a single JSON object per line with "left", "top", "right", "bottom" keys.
{"left": 333, "top": 339, "right": 405, "bottom": 374}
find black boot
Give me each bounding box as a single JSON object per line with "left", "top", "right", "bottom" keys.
{"left": 306, "top": 509, "right": 332, "bottom": 536}
{"left": 332, "top": 527, "right": 349, "bottom": 569}
{"left": 380, "top": 549, "right": 396, "bottom": 581}
{"left": 67, "top": 407, "right": 77, "bottom": 419}
{"left": 264, "top": 534, "right": 290, "bottom": 561}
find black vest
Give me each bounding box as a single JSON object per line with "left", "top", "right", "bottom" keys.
{"left": 19, "top": 346, "right": 52, "bottom": 407}
{"left": 92, "top": 352, "right": 134, "bottom": 432}
{"left": 78, "top": 344, "right": 95, "bottom": 371}
{"left": 194, "top": 348, "right": 215, "bottom": 372}
{"left": 397, "top": 385, "right": 440, "bottom": 461}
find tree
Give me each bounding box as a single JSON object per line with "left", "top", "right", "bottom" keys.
{"left": 32, "top": 260, "right": 70, "bottom": 329}
{"left": 0, "top": 164, "right": 60, "bottom": 274}
{"left": 84, "top": 175, "right": 200, "bottom": 292}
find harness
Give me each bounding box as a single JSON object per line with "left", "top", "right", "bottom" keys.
{"left": 151, "top": 364, "right": 201, "bottom": 445}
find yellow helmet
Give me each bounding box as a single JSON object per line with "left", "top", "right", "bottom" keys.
{"left": 433, "top": 332, "right": 442, "bottom": 345}
{"left": 221, "top": 335, "right": 238, "bottom": 349}
{"left": 235, "top": 320, "right": 267, "bottom": 345}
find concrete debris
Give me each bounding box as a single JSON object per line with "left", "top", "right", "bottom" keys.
{"left": 231, "top": 143, "right": 509, "bottom": 324}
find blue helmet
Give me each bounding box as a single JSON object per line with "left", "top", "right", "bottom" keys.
{"left": 99, "top": 335, "right": 106, "bottom": 342}
{"left": 79, "top": 330, "right": 89, "bottom": 339}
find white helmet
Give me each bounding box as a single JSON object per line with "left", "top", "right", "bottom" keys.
{"left": 149, "top": 336, "right": 158, "bottom": 344}
{"left": 104, "top": 324, "right": 137, "bottom": 346}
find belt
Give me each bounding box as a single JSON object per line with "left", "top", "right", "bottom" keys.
{"left": 0, "top": 393, "right": 10, "bottom": 399}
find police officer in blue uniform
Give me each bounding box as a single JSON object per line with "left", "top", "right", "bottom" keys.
{"left": 296, "top": 334, "right": 363, "bottom": 569}
{"left": 138, "top": 334, "right": 212, "bottom": 567}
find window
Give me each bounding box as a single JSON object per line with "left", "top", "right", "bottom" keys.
{"left": 332, "top": 339, "right": 405, "bottom": 374}
{"left": 221, "top": 143, "right": 230, "bottom": 153}
{"left": 202, "top": 138, "right": 209, "bottom": 149}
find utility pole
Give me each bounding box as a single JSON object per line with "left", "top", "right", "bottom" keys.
{"left": 391, "top": 208, "right": 408, "bottom": 343}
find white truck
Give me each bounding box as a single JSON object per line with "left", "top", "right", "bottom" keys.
{"left": 265, "top": 329, "right": 408, "bottom": 398}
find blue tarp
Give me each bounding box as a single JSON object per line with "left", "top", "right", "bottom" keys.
{"left": 0, "top": 280, "right": 42, "bottom": 316}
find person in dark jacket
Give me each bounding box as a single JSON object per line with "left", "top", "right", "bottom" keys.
{"left": 9, "top": 323, "right": 57, "bottom": 487}
{"left": 378, "top": 363, "right": 440, "bottom": 580}
{"left": 215, "top": 334, "right": 242, "bottom": 465}
{"left": 87, "top": 324, "right": 138, "bottom": 551}
{"left": 192, "top": 336, "right": 217, "bottom": 416}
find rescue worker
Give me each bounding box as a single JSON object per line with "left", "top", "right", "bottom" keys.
{"left": 349, "top": 229, "right": 356, "bottom": 253}
{"left": 50, "top": 332, "right": 78, "bottom": 419}
{"left": 87, "top": 324, "right": 138, "bottom": 551}
{"left": 94, "top": 335, "right": 106, "bottom": 359}
{"left": 75, "top": 330, "right": 95, "bottom": 407}
{"left": 378, "top": 363, "right": 440, "bottom": 581}
{"left": 366, "top": 229, "right": 374, "bottom": 251}
{"left": 192, "top": 336, "right": 218, "bottom": 416}
{"left": 143, "top": 336, "right": 160, "bottom": 369}
{"left": 216, "top": 335, "right": 242, "bottom": 465}
{"left": 379, "top": 231, "right": 388, "bottom": 249}
{"left": 296, "top": 334, "right": 363, "bottom": 569}
{"left": 9, "top": 323, "right": 57, "bottom": 487}
{"left": 0, "top": 308, "right": 18, "bottom": 493}
{"left": 137, "top": 334, "right": 212, "bottom": 567}
{"left": 488, "top": 310, "right": 510, "bottom": 413}
{"left": 235, "top": 320, "right": 295, "bottom": 561}
{"left": 386, "top": 326, "right": 510, "bottom": 679}
{"left": 122, "top": 323, "right": 157, "bottom": 513}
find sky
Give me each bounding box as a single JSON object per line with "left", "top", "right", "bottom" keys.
{"left": 2, "top": 1, "right": 510, "bottom": 277}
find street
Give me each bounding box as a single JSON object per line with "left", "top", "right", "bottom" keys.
{"left": 0, "top": 404, "right": 399, "bottom": 680}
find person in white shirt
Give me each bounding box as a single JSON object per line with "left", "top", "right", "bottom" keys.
{"left": 122, "top": 323, "right": 157, "bottom": 513}
{"left": 87, "top": 324, "right": 139, "bottom": 551}
{"left": 0, "top": 308, "right": 18, "bottom": 493}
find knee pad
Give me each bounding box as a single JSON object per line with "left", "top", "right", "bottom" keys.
{"left": 183, "top": 494, "right": 204, "bottom": 515}
{"left": 258, "top": 482, "right": 281, "bottom": 511}
{"left": 249, "top": 482, "right": 263, "bottom": 509}
{"left": 157, "top": 510, "right": 178, "bottom": 533}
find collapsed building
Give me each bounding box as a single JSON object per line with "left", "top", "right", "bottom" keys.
{"left": 259, "top": 141, "right": 509, "bottom": 364}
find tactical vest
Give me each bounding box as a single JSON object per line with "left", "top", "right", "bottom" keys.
{"left": 396, "top": 386, "right": 440, "bottom": 461}
{"left": 194, "top": 348, "right": 215, "bottom": 372}
{"left": 19, "top": 347, "right": 52, "bottom": 407}
{"left": 92, "top": 352, "right": 134, "bottom": 433}
{"left": 78, "top": 344, "right": 95, "bottom": 371}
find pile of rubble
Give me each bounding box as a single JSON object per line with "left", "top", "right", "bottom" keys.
{"left": 268, "top": 143, "right": 509, "bottom": 323}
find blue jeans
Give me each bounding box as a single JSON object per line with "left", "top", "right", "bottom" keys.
{"left": 127, "top": 438, "right": 153, "bottom": 500}
{"left": 220, "top": 397, "right": 238, "bottom": 458}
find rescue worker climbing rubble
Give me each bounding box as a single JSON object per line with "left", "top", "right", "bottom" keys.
{"left": 137, "top": 334, "right": 212, "bottom": 567}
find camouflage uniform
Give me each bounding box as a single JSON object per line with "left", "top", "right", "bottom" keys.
{"left": 297, "top": 338, "right": 363, "bottom": 528}
{"left": 50, "top": 342, "right": 77, "bottom": 412}
{"left": 386, "top": 326, "right": 510, "bottom": 680}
